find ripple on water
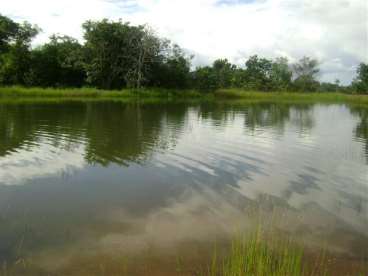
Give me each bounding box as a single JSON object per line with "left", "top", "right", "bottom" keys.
{"left": 0, "top": 101, "right": 367, "bottom": 272}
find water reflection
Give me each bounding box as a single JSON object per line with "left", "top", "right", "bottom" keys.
{"left": 83, "top": 103, "right": 187, "bottom": 166}
{"left": 350, "top": 106, "right": 368, "bottom": 163}
{"left": 243, "top": 103, "right": 291, "bottom": 133}
{"left": 0, "top": 101, "right": 367, "bottom": 273}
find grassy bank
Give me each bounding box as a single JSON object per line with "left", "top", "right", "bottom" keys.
{"left": 0, "top": 86, "right": 368, "bottom": 105}
{"left": 215, "top": 89, "right": 368, "bottom": 105}
{"left": 0, "top": 86, "right": 203, "bottom": 99}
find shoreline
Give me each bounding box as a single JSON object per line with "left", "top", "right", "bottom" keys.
{"left": 0, "top": 87, "right": 367, "bottom": 105}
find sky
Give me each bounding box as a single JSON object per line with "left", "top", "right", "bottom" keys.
{"left": 2, "top": 0, "right": 367, "bottom": 84}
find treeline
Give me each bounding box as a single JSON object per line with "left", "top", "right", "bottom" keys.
{"left": 0, "top": 14, "right": 367, "bottom": 93}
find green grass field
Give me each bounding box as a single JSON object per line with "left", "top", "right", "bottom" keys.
{"left": 0, "top": 86, "right": 203, "bottom": 99}
{"left": 214, "top": 89, "right": 368, "bottom": 105}
{"left": 0, "top": 86, "right": 367, "bottom": 106}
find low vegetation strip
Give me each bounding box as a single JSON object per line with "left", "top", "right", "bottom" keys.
{"left": 215, "top": 89, "right": 368, "bottom": 105}
{"left": 0, "top": 86, "right": 203, "bottom": 99}
{"left": 1, "top": 87, "right": 368, "bottom": 105}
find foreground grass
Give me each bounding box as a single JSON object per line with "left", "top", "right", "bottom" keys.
{"left": 3, "top": 230, "right": 366, "bottom": 276}
{"left": 207, "top": 229, "right": 313, "bottom": 276}
{"left": 0, "top": 86, "right": 368, "bottom": 106}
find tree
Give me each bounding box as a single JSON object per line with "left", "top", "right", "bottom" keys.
{"left": 270, "top": 57, "right": 292, "bottom": 91}
{"left": 0, "top": 15, "right": 40, "bottom": 85}
{"left": 83, "top": 19, "right": 141, "bottom": 89}
{"left": 319, "top": 81, "right": 340, "bottom": 92}
{"left": 0, "top": 14, "right": 363, "bottom": 94}
{"left": 192, "top": 66, "right": 219, "bottom": 91}
{"left": 124, "top": 27, "right": 162, "bottom": 89}
{"left": 82, "top": 19, "right": 163, "bottom": 89}
{"left": 212, "top": 59, "right": 237, "bottom": 88}
{"left": 28, "top": 35, "right": 85, "bottom": 87}
{"left": 292, "top": 56, "right": 320, "bottom": 92}
{"left": 192, "top": 59, "right": 240, "bottom": 91}
{"left": 0, "top": 14, "right": 19, "bottom": 53}
{"left": 244, "top": 55, "right": 273, "bottom": 91}
{"left": 149, "top": 43, "right": 192, "bottom": 89}
{"left": 352, "top": 63, "right": 368, "bottom": 94}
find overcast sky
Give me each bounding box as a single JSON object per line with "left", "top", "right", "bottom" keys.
{"left": 2, "top": 0, "right": 367, "bottom": 84}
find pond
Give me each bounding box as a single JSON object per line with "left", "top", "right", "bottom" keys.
{"left": 0, "top": 100, "right": 367, "bottom": 274}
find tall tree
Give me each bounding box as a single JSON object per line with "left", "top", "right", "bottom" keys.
{"left": 245, "top": 55, "right": 273, "bottom": 91}
{"left": 83, "top": 19, "right": 140, "bottom": 89}
{"left": 192, "top": 66, "right": 219, "bottom": 91}
{"left": 270, "top": 57, "right": 292, "bottom": 91}
{"left": 353, "top": 63, "right": 368, "bottom": 94}
{"left": 292, "top": 56, "right": 320, "bottom": 92}
{"left": 82, "top": 19, "right": 162, "bottom": 89}
{"left": 28, "top": 35, "right": 85, "bottom": 87}
{"left": 124, "top": 27, "right": 162, "bottom": 89}
{"left": 0, "top": 14, "right": 19, "bottom": 53}
{"left": 212, "top": 59, "right": 237, "bottom": 88}
{"left": 0, "top": 16, "right": 40, "bottom": 85}
{"left": 149, "top": 43, "right": 192, "bottom": 89}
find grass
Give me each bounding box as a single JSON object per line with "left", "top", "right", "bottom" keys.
{"left": 0, "top": 86, "right": 204, "bottom": 99}
{"left": 2, "top": 227, "right": 366, "bottom": 276}
{"left": 1, "top": 86, "right": 368, "bottom": 106}
{"left": 215, "top": 89, "right": 368, "bottom": 105}
{"left": 205, "top": 221, "right": 367, "bottom": 276}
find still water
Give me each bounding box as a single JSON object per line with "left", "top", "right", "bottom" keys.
{"left": 0, "top": 100, "right": 367, "bottom": 274}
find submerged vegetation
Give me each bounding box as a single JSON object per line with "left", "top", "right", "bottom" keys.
{"left": 3, "top": 229, "right": 366, "bottom": 276}
{"left": 0, "top": 14, "right": 367, "bottom": 94}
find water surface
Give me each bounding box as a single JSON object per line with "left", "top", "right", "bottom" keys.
{"left": 0, "top": 100, "right": 367, "bottom": 274}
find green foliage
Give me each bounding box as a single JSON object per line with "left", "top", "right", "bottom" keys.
{"left": 318, "top": 80, "right": 340, "bottom": 93}
{"left": 192, "top": 66, "right": 220, "bottom": 91}
{"left": 82, "top": 19, "right": 162, "bottom": 89}
{"left": 244, "top": 55, "right": 273, "bottom": 91}
{"left": 83, "top": 19, "right": 142, "bottom": 89}
{"left": 27, "top": 35, "right": 85, "bottom": 87}
{"left": 292, "top": 56, "right": 320, "bottom": 92}
{"left": 212, "top": 59, "right": 237, "bottom": 88}
{"left": 0, "top": 15, "right": 40, "bottom": 85}
{"left": 0, "top": 14, "right": 19, "bottom": 52}
{"left": 353, "top": 63, "right": 368, "bottom": 94}
{"left": 0, "top": 14, "right": 365, "bottom": 94}
{"left": 192, "top": 56, "right": 292, "bottom": 92}
{"left": 192, "top": 59, "right": 238, "bottom": 91}
{"left": 149, "top": 44, "right": 192, "bottom": 89}
{"left": 270, "top": 57, "right": 292, "bottom": 91}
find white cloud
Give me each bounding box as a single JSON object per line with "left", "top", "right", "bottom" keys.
{"left": 0, "top": 139, "right": 86, "bottom": 185}
{"left": 2, "top": 0, "right": 367, "bottom": 84}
